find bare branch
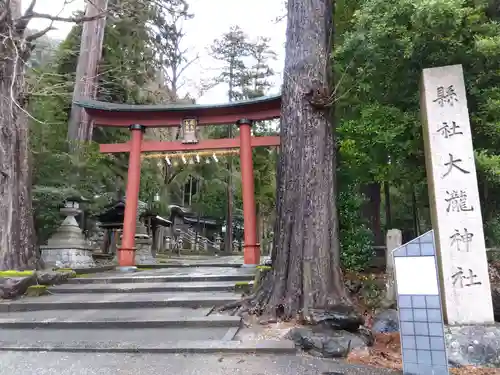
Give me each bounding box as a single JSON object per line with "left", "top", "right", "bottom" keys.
{"left": 21, "top": 10, "right": 108, "bottom": 24}
{"left": 15, "top": 0, "right": 109, "bottom": 36}
{"left": 161, "top": 66, "right": 173, "bottom": 84}
{"left": 23, "top": 0, "right": 37, "bottom": 18}
{"left": 176, "top": 81, "right": 187, "bottom": 91}
{"left": 176, "top": 54, "right": 199, "bottom": 79}
{"left": 14, "top": 0, "right": 37, "bottom": 34}
{"left": 26, "top": 23, "right": 55, "bottom": 42}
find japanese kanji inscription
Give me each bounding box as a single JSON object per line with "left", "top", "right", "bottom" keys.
{"left": 420, "top": 64, "right": 493, "bottom": 324}
{"left": 181, "top": 118, "right": 198, "bottom": 144}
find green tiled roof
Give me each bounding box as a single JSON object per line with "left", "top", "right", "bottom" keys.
{"left": 74, "top": 94, "right": 281, "bottom": 113}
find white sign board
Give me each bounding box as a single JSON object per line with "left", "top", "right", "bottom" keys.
{"left": 420, "top": 64, "right": 494, "bottom": 325}
{"left": 395, "top": 257, "right": 439, "bottom": 296}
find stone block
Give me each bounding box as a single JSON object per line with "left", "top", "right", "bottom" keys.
{"left": 0, "top": 276, "right": 36, "bottom": 299}
{"left": 421, "top": 64, "right": 494, "bottom": 324}
{"left": 446, "top": 324, "right": 500, "bottom": 367}
{"left": 40, "top": 246, "right": 95, "bottom": 268}
{"left": 135, "top": 238, "right": 154, "bottom": 264}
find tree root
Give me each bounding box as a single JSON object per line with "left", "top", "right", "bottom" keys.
{"left": 219, "top": 270, "right": 277, "bottom": 319}
{"left": 219, "top": 268, "right": 364, "bottom": 332}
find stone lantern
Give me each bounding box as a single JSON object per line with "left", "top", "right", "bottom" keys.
{"left": 40, "top": 195, "right": 95, "bottom": 269}
{"left": 134, "top": 218, "right": 154, "bottom": 264}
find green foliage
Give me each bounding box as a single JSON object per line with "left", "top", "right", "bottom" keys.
{"left": 334, "top": 0, "right": 500, "bottom": 247}
{"left": 485, "top": 216, "right": 500, "bottom": 247}
{"left": 244, "top": 37, "right": 278, "bottom": 99}
{"left": 208, "top": 27, "right": 277, "bottom": 101}
{"left": 358, "top": 274, "right": 384, "bottom": 309}
{"left": 152, "top": 0, "right": 194, "bottom": 97}
{"left": 28, "top": 33, "right": 60, "bottom": 69}
{"left": 173, "top": 29, "right": 279, "bottom": 236}
{"left": 31, "top": 144, "right": 119, "bottom": 243}
{"left": 208, "top": 26, "right": 253, "bottom": 101}
{"left": 338, "top": 186, "right": 374, "bottom": 271}
{"left": 27, "top": 1, "right": 168, "bottom": 244}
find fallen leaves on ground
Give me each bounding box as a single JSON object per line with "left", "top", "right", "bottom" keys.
{"left": 450, "top": 367, "right": 500, "bottom": 374}
{"left": 489, "top": 263, "right": 500, "bottom": 284}
{"left": 347, "top": 332, "right": 403, "bottom": 371}
{"left": 347, "top": 333, "right": 500, "bottom": 374}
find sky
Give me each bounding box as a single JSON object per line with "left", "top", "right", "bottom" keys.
{"left": 24, "top": 0, "right": 287, "bottom": 104}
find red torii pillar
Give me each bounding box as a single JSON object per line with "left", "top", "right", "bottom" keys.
{"left": 236, "top": 119, "right": 260, "bottom": 266}
{"left": 120, "top": 124, "right": 145, "bottom": 267}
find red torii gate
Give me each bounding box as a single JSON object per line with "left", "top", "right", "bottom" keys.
{"left": 76, "top": 95, "right": 282, "bottom": 267}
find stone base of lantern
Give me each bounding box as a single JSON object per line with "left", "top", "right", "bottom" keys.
{"left": 114, "top": 221, "right": 155, "bottom": 265}
{"left": 135, "top": 237, "right": 155, "bottom": 264}
{"left": 40, "top": 246, "right": 95, "bottom": 268}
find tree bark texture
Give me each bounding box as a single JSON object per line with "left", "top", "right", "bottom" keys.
{"left": 0, "top": 1, "right": 38, "bottom": 270}
{"left": 67, "top": 0, "right": 108, "bottom": 144}
{"left": 223, "top": 0, "right": 360, "bottom": 326}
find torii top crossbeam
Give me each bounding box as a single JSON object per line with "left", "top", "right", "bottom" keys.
{"left": 74, "top": 94, "right": 282, "bottom": 127}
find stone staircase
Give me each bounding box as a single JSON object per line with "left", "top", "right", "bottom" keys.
{"left": 0, "top": 264, "right": 295, "bottom": 354}
{"left": 179, "top": 228, "right": 221, "bottom": 252}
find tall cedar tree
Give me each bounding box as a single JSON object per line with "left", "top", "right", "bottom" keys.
{"left": 209, "top": 26, "right": 252, "bottom": 101}
{"left": 0, "top": 0, "right": 154, "bottom": 270}
{"left": 0, "top": 0, "right": 38, "bottom": 270}
{"left": 209, "top": 26, "right": 252, "bottom": 252}
{"left": 244, "top": 37, "right": 277, "bottom": 99}
{"left": 225, "top": 0, "right": 362, "bottom": 327}
{"left": 153, "top": 0, "right": 195, "bottom": 99}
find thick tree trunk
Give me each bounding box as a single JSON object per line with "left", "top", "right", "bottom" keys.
{"left": 67, "top": 0, "right": 108, "bottom": 144}
{"left": 269, "top": 0, "right": 349, "bottom": 321}
{"left": 0, "top": 2, "right": 38, "bottom": 270}
{"left": 224, "top": 0, "right": 361, "bottom": 328}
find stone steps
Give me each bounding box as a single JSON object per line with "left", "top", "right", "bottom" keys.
{"left": 0, "top": 292, "right": 241, "bottom": 312}
{"left": 49, "top": 281, "right": 250, "bottom": 294}
{"left": 0, "top": 264, "right": 296, "bottom": 355}
{"left": 0, "top": 340, "right": 296, "bottom": 354}
{"left": 0, "top": 307, "right": 216, "bottom": 322}
{"left": 0, "top": 326, "right": 239, "bottom": 344}
{"left": 138, "top": 263, "right": 242, "bottom": 268}
{"left": 0, "top": 315, "right": 242, "bottom": 329}
{"left": 66, "top": 273, "right": 254, "bottom": 284}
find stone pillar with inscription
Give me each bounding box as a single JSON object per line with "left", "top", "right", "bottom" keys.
{"left": 420, "top": 64, "right": 494, "bottom": 325}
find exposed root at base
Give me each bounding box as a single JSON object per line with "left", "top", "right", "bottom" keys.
{"left": 219, "top": 271, "right": 277, "bottom": 320}
{"left": 220, "top": 269, "right": 363, "bottom": 329}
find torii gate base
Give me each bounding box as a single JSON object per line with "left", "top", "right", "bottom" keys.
{"left": 76, "top": 95, "right": 282, "bottom": 267}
